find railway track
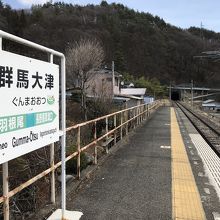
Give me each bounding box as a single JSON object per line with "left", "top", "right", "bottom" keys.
{"left": 175, "top": 101, "right": 220, "bottom": 156}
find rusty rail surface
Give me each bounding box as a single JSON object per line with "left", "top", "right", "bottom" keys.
{"left": 0, "top": 100, "right": 163, "bottom": 217}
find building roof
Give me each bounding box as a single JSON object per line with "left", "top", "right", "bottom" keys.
{"left": 120, "top": 88, "right": 146, "bottom": 96}
{"left": 116, "top": 94, "right": 143, "bottom": 100}
{"left": 202, "top": 101, "right": 220, "bottom": 107}
{"left": 203, "top": 99, "right": 215, "bottom": 104}
{"left": 202, "top": 103, "right": 216, "bottom": 107}
{"left": 113, "top": 96, "right": 130, "bottom": 103}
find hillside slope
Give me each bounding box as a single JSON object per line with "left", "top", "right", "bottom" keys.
{"left": 0, "top": 1, "right": 220, "bottom": 87}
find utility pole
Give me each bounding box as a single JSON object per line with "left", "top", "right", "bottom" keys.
{"left": 200, "top": 22, "right": 205, "bottom": 48}
{"left": 202, "top": 88, "right": 204, "bottom": 102}
{"left": 112, "top": 61, "right": 115, "bottom": 98}
{"left": 169, "top": 82, "right": 171, "bottom": 102}
{"left": 200, "top": 22, "right": 205, "bottom": 39}
{"left": 191, "top": 80, "right": 194, "bottom": 109}
{"left": 183, "top": 89, "right": 185, "bottom": 102}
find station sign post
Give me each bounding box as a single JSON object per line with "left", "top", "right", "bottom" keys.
{"left": 0, "top": 50, "right": 59, "bottom": 163}
{"left": 0, "top": 30, "right": 68, "bottom": 220}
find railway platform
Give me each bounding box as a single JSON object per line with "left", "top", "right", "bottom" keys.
{"left": 58, "top": 106, "right": 220, "bottom": 220}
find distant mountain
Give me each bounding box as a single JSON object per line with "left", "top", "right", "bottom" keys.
{"left": 0, "top": 0, "right": 220, "bottom": 87}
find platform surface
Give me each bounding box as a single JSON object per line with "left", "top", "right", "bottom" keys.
{"left": 65, "top": 106, "right": 220, "bottom": 220}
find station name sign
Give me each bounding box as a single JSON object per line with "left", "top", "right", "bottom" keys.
{"left": 0, "top": 50, "right": 59, "bottom": 164}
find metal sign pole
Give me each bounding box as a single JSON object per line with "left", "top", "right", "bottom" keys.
{"left": 3, "top": 162, "right": 9, "bottom": 220}
{"left": 49, "top": 54, "right": 56, "bottom": 205}
{"left": 61, "top": 56, "right": 66, "bottom": 219}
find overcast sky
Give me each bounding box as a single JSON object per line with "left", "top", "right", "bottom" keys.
{"left": 3, "top": 0, "right": 220, "bottom": 33}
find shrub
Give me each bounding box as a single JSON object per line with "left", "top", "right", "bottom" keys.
{"left": 66, "top": 145, "right": 88, "bottom": 174}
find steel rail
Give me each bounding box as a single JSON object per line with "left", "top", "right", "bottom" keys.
{"left": 175, "top": 101, "right": 220, "bottom": 157}
{"left": 176, "top": 102, "right": 220, "bottom": 136}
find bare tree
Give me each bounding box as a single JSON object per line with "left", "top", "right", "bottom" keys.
{"left": 66, "top": 38, "right": 104, "bottom": 120}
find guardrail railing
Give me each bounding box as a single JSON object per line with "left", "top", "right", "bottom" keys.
{"left": 0, "top": 100, "right": 163, "bottom": 219}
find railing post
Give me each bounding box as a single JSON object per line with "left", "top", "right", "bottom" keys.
{"left": 126, "top": 109, "right": 128, "bottom": 135}
{"left": 138, "top": 106, "right": 140, "bottom": 125}
{"left": 146, "top": 104, "right": 148, "bottom": 118}
{"left": 140, "top": 105, "right": 143, "bottom": 122}
{"left": 140, "top": 106, "right": 142, "bottom": 123}
{"left": 3, "top": 162, "right": 9, "bottom": 220}
{"left": 147, "top": 104, "right": 149, "bottom": 117}
{"left": 114, "top": 115, "right": 117, "bottom": 145}
{"left": 140, "top": 106, "right": 142, "bottom": 122}
{"left": 120, "top": 112, "right": 123, "bottom": 140}
{"left": 106, "top": 117, "right": 108, "bottom": 138}
{"left": 144, "top": 105, "right": 146, "bottom": 120}
{"left": 50, "top": 143, "right": 55, "bottom": 204}
{"left": 94, "top": 122, "right": 97, "bottom": 165}
{"left": 77, "top": 127, "right": 81, "bottom": 179}
{"left": 105, "top": 117, "right": 109, "bottom": 153}
{"left": 132, "top": 109, "right": 134, "bottom": 129}
{"left": 136, "top": 106, "right": 138, "bottom": 126}
{"left": 133, "top": 108, "right": 135, "bottom": 128}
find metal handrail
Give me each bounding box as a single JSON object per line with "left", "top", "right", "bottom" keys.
{"left": 0, "top": 30, "right": 64, "bottom": 58}
{"left": 0, "top": 101, "right": 162, "bottom": 206}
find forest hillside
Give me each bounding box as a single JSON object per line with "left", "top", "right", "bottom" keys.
{"left": 0, "top": 0, "right": 220, "bottom": 87}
